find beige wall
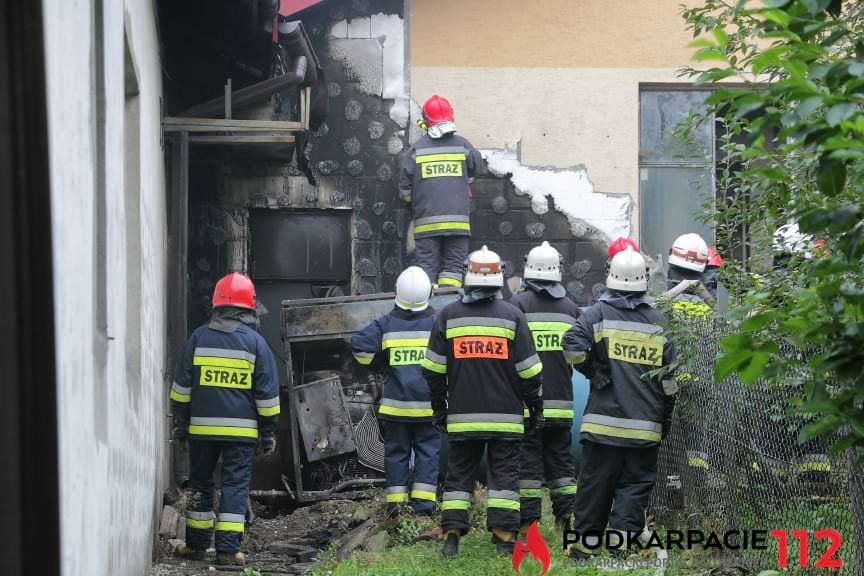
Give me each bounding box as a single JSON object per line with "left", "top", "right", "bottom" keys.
{"left": 409, "top": 0, "right": 702, "bottom": 240}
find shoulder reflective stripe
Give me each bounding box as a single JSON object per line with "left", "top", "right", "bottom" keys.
{"left": 219, "top": 513, "right": 246, "bottom": 523}
{"left": 415, "top": 153, "right": 467, "bottom": 163}
{"left": 443, "top": 491, "right": 472, "bottom": 501}
{"left": 514, "top": 354, "right": 541, "bottom": 373}
{"left": 517, "top": 361, "right": 543, "bottom": 380}
{"left": 549, "top": 477, "right": 577, "bottom": 488}
{"left": 194, "top": 347, "right": 257, "bottom": 363}
{"left": 415, "top": 221, "right": 470, "bottom": 234}
{"left": 447, "top": 413, "right": 523, "bottom": 424}
{"left": 441, "top": 500, "right": 471, "bottom": 510}
{"left": 564, "top": 350, "right": 587, "bottom": 365}
{"left": 447, "top": 422, "right": 524, "bottom": 433}
{"left": 488, "top": 489, "right": 520, "bottom": 501}
{"left": 446, "top": 316, "right": 516, "bottom": 330}
{"left": 190, "top": 417, "right": 258, "bottom": 428}
{"left": 421, "top": 356, "right": 447, "bottom": 374}
{"left": 487, "top": 498, "right": 520, "bottom": 511}
{"left": 415, "top": 214, "right": 471, "bottom": 226}
{"left": 382, "top": 331, "right": 431, "bottom": 349}
{"left": 662, "top": 379, "right": 679, "bottom": 396}
{"left": 518, "top": 480, "right": 543, "bottom": 489}
{"left": 582, "top": 414, "right": 661, "bottom": 432}
{"left": 446, "top": 325, "right": 514, "bottom": 339}
{"left": 187, "top": 511, "right": 215, "bottom": 520}
{"left": 581, "top": 422, "right": 660, "bottom": 442}
{"left": 415, "top": 145, "right": 468, "bottom": 156}
{"left": 528, "top": 321, "right": 573, "bottom": 332}
{"left": 525, "top": 312, "right": 577, "bottom": 324}
{"left": 543, "top": 400, "right": 572, "bottom": 409}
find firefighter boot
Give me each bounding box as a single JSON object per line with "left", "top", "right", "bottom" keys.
{"left": 215, "top": 552, "right": 245, "bottom": 566}
{"left": 492, "top": 529, "right": 517, "bottom": 556}
{"left": 441, "top": 529, "right": 460, "bottom": 559}
{"left": 175, "top": 545, "right": 207, "bottom": 561}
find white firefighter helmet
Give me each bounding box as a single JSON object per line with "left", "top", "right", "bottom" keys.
{"left": 668, "top": 233, "right": 709, "bottom": 272}
{"left": 395, "top": 266, "right": 432, "bottom": 311}
{"left": 524, "top": 241, "right": 562, "bottom": 282}
{"left": 773, "top": 222, "right": 813, "bottom": 256}
{"left": 607, "top": 248, "right": 648, "bottom": 292}
{"left": 464, "top": 245, "right": 504, "bottom": 287}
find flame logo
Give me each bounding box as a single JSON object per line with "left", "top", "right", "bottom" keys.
{"left": 512, "top": 521, "right": 551, "bottom": 574}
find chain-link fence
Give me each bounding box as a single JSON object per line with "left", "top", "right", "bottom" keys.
{"left": 648, "top": 314, "right": 864, "bottom": 575}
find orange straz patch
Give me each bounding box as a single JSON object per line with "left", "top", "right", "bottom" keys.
{"left": 453, "top": 336, "right": 509, "bottom": 359}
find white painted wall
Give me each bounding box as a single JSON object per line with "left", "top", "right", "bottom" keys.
{"left": 43, "top": 1, "right": 168, "bottom": 574}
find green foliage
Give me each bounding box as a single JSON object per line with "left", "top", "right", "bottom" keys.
{"left": 392, "top": 515, "right": 422, "bottom": 546}
{"left": 680, "top": 0, "right": 864, "bottom": 462}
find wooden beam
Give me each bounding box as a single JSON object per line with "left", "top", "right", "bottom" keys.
{"left": 177, "top": 72, "right": 303, "bottom": 118}
{"left": 163, "top": 116, "right": 305, "bottom": 133}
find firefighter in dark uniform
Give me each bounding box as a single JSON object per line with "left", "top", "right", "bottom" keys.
{"left": 509, "top": 241, "right": 581, "bottom": 532}
{"left": 351, "top": 266, "right": 441, "bottom": 516}
{"left": 399, "top": 94, "right": 483, "bottom": 288}
{"left": 422, "top": 246, "right": 544, "bottom": 558}
{"left": 172, "top": 273, "right": 280, "bottom": 566}
{"left": 562, "top": 249, "right": 678, "bottom": 560}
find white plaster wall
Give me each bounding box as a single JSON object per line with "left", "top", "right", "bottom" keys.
{"left": 43, "top": 0, "right": 168, "bottom": 574}
{"left": 411, "top": 67, "right": 689, "bottom": 240}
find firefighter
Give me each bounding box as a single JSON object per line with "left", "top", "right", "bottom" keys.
{"left": 399, "top": 95, "right": 483, "bottom": 288}
{"left": 422, "top": 246, "right": 544, "bottom": 558}
{"left": 702, "top": 248, "right": 723, "bottom": 299}
{"left": 509, "top": 241, "right": 581, "bottom": 532}
{"left": 351, "top": 266, "right": 440, "bottom": 517}
{"left": 664, "top": 233, "right": 714, "bottom": 316}
{"left": 172, "top": 273, "right": 280, "bottom": 566}
{"left": 593, "top": 237, "right": 641, "bottom": 302}
{"left": 562, "top": 249, "right": 678, "bottom": 560}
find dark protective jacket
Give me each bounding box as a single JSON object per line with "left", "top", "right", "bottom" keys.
{"left": 398, "top": 133, "right": 483, "bottom": 239}
{"left": 351, "top": 306, "right": 437, "bottom": 422}
{"left": 667, "top": 264, "right": 713, "bottom": 317}
{"left": 421, "top": 295, "right": 543, "bottom": 440}
{"left": 562, "top": 291, "right": 677, "bottom": 448}
{"left": 509, "top": 285, "right": 582, "bottom": 427}
{"left": 170, "top": 309, "right": 280, "bottom": 443}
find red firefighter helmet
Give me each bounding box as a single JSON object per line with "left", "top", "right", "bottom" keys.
{"left": 608, "top": 237, "right": 639, "bottom": 260}
{"left": 707, "top": 248, "right": 724, "bottom": 268}
{"left": 422, "top": 95, "right": 455, "bottom": 126}
{"left": 212, "top": 272, "right": 256, "bottom": 310}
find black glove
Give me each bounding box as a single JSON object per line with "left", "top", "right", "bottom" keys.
{"left": 432, "top": 400, "right": 447, "bottom": 433}
{"left": 172, "top": 424, "right": 189, "bottom": 445}
{"left": 257, "top": 435, "right": 276, "bottom": 461}
{"left": 525, "top": 402, "right": 544, "bottom": 434}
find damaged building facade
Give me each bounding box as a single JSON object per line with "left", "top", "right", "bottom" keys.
{"left": 11, "top": 1, "right": 721, "bottom": 574}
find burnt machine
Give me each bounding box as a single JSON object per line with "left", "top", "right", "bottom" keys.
{"left": 249, "top": 289, "right": 459, "bottom": 503}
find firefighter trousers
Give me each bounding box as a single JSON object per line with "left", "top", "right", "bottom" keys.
{"left": 185, "top": 440, "right": 256, "bottom": 553}
{"left": 572, "top": 441, "right": 659, "bottom": 550}
{"left": 519, "top": 425, "right": 577, "bottom": 524}
{"left": 383, "top": 420, "right": 442, "bottom": 514}
{"left": 414, "top": 235, "right": 469, "bottom": 288}
{"left": 441, "top": 439, "right": 521, "bottom": 535}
